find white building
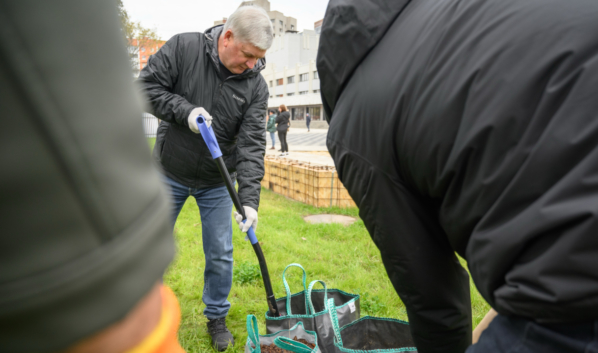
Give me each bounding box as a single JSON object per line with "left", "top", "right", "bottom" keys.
{"left": 261, "top": 29, "right": 324, "bottom": 122}
{"left": 216, "top": 0, "right": 297, "bottom": 38}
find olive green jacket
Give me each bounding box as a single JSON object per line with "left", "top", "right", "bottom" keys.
{"left": 0, "top": 1, "right": 174, "bottom": 351}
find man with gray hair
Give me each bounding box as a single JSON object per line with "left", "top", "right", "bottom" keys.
{"left": 138, "top": 5, "right": 273, "bottom": 351}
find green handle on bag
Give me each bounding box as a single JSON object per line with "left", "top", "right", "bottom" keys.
{"left": 247, "top": 314, "right": 261, "bottom": 353}
{"left": 307, "top": 280, "right": 329, "bottom": 314}
{"left": 282, "top": 263, "right": 308, "bottom": 315}
{"left": 274, "top": 336, "right": 314, "bottom": 353}
{"left": 327, "top": 297, "right": 343, "bottom": 346}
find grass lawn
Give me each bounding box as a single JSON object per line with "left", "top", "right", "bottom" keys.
{"left": 147, "top": 138, "right": 491, "bottom": 352}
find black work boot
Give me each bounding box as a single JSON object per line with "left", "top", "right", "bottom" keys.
{"left": 207, "top": 317, "right": 234, "bottom": 351}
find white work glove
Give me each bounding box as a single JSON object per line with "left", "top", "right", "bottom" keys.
{"left": 187, "top": 107, "right": 213, "bottom": 133}
{"left": 234, "top": 206, "right": 258, "bottom": 234}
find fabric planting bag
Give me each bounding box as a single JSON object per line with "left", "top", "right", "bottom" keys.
{"left": 266, "top": 264, "right": 360, "bottom": 353}
{"left": 326, "top": 298, "right": 418, "bottom": 352}
{"left": 245, "top": 314, "right": 320, "bottom": 353}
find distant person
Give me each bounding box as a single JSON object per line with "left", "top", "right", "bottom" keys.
{"left": 276, "top": 104, "right": 291, "bottom": 156}
{"left": 0, "top": 1, "right": 183, "bottom": 352}
{"left": 266, "top": 110, "right": 277, "bottom": 150}
{"left": 318, "top": 0, "right": 598, "bottom": 352}
{"left": 306, "top": 112, "right": 311, "bottom": 132}
{"left": 137, "top": 5, "right": 273, "bottom": 351}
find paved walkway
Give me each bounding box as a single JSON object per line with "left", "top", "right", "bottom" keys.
{"left": 267, "top": 128, "right": 327, "bottom": 151}
{"left": 265, "top": 128, "right": 335, "bottom": 167}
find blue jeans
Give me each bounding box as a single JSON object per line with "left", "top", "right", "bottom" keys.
{"left": 270, "top": 131, "right": 276, "bottom": 146}
{"left": 162, "top": 175, "right": 233, "bottom": 319}
{"left": 467, "top": 314, "right": 598, "bottom": 353}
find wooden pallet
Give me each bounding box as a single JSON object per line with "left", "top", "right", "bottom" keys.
{"left": 261, "top": 156, "right": 356, "bottom": 208}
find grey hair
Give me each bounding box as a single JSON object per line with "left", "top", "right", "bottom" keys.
{"left": 223, "top": 6, "right": 273, "bottom": 50}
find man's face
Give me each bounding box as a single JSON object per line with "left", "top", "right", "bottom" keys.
{"left": 219, "top": 29, "right": 267, "bottom": 74}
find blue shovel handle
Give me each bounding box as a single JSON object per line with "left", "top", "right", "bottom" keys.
{"left": 243, "top": 220, "right": 259, "bottom": 245}
{"left": 196, "top": 115, "right": 222, "bottom": 159}
{"left": 196, "top": 114, "right": 259, "bottom": 245}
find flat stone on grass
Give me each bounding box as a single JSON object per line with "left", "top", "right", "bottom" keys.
{"left": 304, "top": 214, "right": 356, "bottom": 226}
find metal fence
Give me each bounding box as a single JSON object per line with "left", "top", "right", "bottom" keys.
{"left": 143, "top": 113, "right": 159, "bottom": 138}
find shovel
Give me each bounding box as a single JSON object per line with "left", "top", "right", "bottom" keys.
{"left": 196, "top": 115, "right": 280, "bottom": 317}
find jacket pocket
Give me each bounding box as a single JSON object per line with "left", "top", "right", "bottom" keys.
{"left": 153, "top": 122, "right": 169, "bottom": 162}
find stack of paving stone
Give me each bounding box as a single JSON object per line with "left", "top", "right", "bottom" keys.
{"left": 261, "top": 155, "right": 356, "bottom": 208}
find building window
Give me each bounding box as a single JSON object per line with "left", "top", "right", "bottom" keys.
{"left": 276, "top": 94, "right": 283, "bottom": 97}
{"left": 311, "top": 106, "right": 321, "bottom": 120}
{"left": 141, "top": 47, "right": 146, "bottom": 52}
{"left": 279, "top": 20, "right": 283, "bottom": 26}
{"left": 291, "top": 25, "right": 294, "bottom": 30}
{"left": 290, "top": 107, "right": 305, "bottom": 121}
{"left": 279, "top": 28, "right": 282, "bottom": 33}
{"left": 299, "top": 73, "right": 309, "bottom": 82}
{"left": 313, "top": 71, "right": 319, "bottom": 79}
{"left": 142, "top": 56, "right": 147, "bottom": 60}
{"left": 269, "top": 80, "right": 273, "bottom": 87}
{"left": 299, "top": 91, "right": 308, "bottom": 95}
{"left": 313, "top": 89, "right": 320, "bottom": 93}
{"left": 287, "top": 76, "right": 295, "bottom": 84}
{"left": 276, "top": 78, "right": 283, "bottom": 86}
{"left": 287, "top": 92, "right": 295, "bottom": 96}
{"left": 271, "top": 19, "right": 275, "bottom": 23}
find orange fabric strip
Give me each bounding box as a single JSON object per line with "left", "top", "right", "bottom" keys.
{"left": 124, "top": 285, "right": 186, "bottom": 353}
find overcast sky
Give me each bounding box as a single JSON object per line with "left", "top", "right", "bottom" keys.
{"left": 121, "top": 0, "right": 330, "bottom": 41}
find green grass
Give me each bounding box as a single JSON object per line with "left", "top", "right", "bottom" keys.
{"left": 148, "top": 138, "right": 491, "bottom": 352}
{"left": 163, "top": 189, "right": 490, "bottom": 352}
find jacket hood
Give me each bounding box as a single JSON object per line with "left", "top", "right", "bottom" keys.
{"left": 316, "top": 0, "right": 411, "bottom": 122}
{"left": 204, "top": 25, "right": 266, "bottom": 78}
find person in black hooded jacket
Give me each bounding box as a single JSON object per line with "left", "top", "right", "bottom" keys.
{"left": 275, "top": 104, "right": 291, "bottom": 156}
{"left": 137, "top": 5, "right": 273, "bottom": 351}
{"left": 317, "top": 0, "right": 598, "bottom": 352}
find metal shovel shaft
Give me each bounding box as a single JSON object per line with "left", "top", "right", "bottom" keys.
{"left": 212, "top": 157, "right": 280, "bottom": 317}
{"left": 197, "top": 116, "right": 280, "bottom": 317}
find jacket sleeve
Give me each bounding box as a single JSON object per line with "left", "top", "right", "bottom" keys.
{"left": 329, "top": 145, "right": 472, "bottom": 353}
{"left": 137, "top": 35, "right": 196, "bottom": 127}
{"left": 236, "top": 79, "right": 268, "bottom": 211}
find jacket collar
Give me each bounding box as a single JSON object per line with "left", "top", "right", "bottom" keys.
{"left": 204, "top": 25, "right": 266, "bottom": 79}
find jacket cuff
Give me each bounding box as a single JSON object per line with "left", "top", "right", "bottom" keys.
{"left": 243, "top": 201, "right": 259, "bottom": 212}
{"left": 181, "top": 105, "right": 198, "bottom": 127}
{"left": 240, "top": 195, "right": 259, "bottom": 212}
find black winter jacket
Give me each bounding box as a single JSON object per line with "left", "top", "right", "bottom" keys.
{"left": 275, "top": 111, "right": 290, "bottom": 132}
{"left": 318, "top": 0, "right": 598, "bottom": 352}
{"left": 138, "top": 25, "right": 268, "bottom": 210}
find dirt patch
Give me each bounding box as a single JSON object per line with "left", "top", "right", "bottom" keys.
{"left": 304, "top": 214, "right": 356, "bottom": 226}
{"left": 260, "top": 336, "right": 316, "bottom": 353}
